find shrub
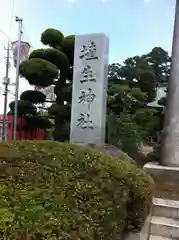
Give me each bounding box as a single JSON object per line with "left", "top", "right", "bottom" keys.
{"left": 116, "top": 114, "right": 143, "bottom": 157}
{"left": 0, "top": 141, "right": 154, "bottom": 239}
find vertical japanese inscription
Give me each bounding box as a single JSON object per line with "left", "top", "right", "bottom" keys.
{"left": 80, "top": 65, "right": 96, "bottom": 83}
{"left": 79, "top": 40, "right": 98, "bottom": 60}
{"left": 70, "top": 33, "right": 109, "bottom": 145}
{"left": 76, "top": 40, "right": 98, "bottom": 129}
{"left": 78, "top": 88, "right": 96, "bottom": 109}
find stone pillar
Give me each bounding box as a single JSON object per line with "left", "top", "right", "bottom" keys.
{"left": 70, "top": 33, "right": 109, "bottom": 145}
{"left": 161, "top": 0, "right": 179, "bottom": 167}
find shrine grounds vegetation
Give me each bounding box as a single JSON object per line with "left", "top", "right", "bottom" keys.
{"left": 0, "top": 141, "right": 154, "bottom": 239}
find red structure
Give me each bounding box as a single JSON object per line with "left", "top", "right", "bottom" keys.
{"left": 0, "top": 115, "right": 45, "bottom": 141}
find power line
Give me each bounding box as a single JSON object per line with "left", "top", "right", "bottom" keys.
{"left": 0, "top": 0, "right": 15, "bottom": 62}
{"left": 0, "top": 29, "right": 11, "bottom": 41}
{"left": 0, "top": 29, "right": 12, "bottom": 58}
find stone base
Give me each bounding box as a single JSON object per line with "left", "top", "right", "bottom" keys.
{"left": 89, "top": 144, "right": 136, "bottom": 165}
{"left": 144, "top": 162, "right": 179, "bottom": 200}
{"left": 72, "top": 143, "right": 136, "bottom": 165}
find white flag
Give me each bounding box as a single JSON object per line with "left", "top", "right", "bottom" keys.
{"left": 12, "top": 41, "right": 30, "bottom": 68}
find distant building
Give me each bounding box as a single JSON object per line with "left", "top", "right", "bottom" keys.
{"left": 147, "top": 83, "right": 167, "bottom": 108}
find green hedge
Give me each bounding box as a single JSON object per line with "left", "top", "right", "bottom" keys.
{"left": 0, "top": 141, "right": 154, "bottom": 239}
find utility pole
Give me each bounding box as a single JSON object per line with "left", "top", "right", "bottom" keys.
{"left": 161, "top": 0, "right": 179, "bottom": 167}
{"left": 2, "top": 42, "right": 10, "bottom": 141}
{"left": 13, "top": 16, "right": 23, "bottom": 140}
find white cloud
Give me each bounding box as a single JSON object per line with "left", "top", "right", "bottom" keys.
{"left": 143, "top": 0, "right": 152, "bottom": 2}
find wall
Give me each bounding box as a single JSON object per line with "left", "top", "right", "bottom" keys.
{"left": 0, "top": 115, "right": 45, "bottom": 141}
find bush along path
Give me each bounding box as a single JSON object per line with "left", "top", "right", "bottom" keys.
{"left": 0, "top": 141, "right": 154, "bottom": 239}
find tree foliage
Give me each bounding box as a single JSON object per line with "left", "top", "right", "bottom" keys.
{"left": 20, "top": 90, "right": 46, "bottom": 103}
{"left": 25, "top": 116, "right": 53, "bottom": 129}
{"left": 9, "top": 90, "right": 53, "bottom": 137}
{"left": 29, "top": 48, "right": 69, "bottom": 78}
{"left": 9, "top": 100, "right": 37, "bottom": 116}
{"left": 147, "top": 47, "right": 171, "bottom": 84}
{"left": 62, "top": 35, "right": 75, "bottom": 65}
{"left": 108, "top": 84, "right": 146, "bottom": 114}
{"left": 108, "top": 47, "right": 171, "bottom": 102}
{"left": 116, "top": 114, "right": 143, "bottom": 157}
{"left": 41, "top": 28, "right": 64, "bottom": 48}
{"left": 108, "top": 63, "right": 121, "bottom": 84}
{"left": 19, "top": 58, "right": 59, "bottom": 87}
{"left": 8, "top": 96, "right": 53, "bottom": 135}
{"left": 107, "top": 47, "right": 170, "bottom": 159}
{"left": 19, "top": 28, "right": 75, "bottom": 141}
{"left": 158, "top": 96, "right": 166, "bottom": 106}
{"left": 134, "top": 108, "right": 161, "bottom": 141}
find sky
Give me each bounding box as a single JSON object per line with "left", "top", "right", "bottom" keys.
{"left": 0, "top": 0, "right": 176, "bottom": 114}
